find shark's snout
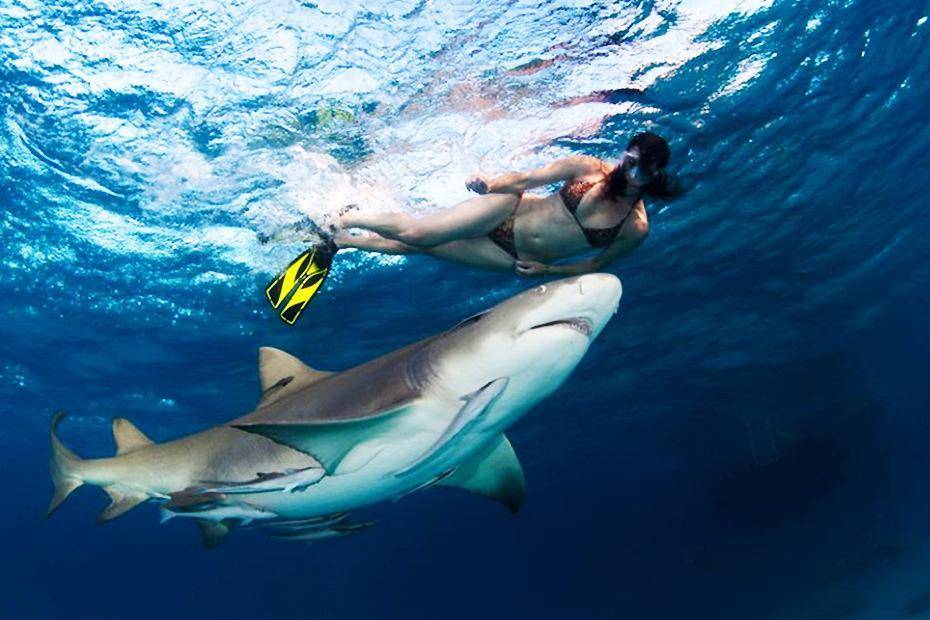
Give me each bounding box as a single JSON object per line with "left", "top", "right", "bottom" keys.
{"left": 514, "top": 274, "right": 622, "bottom": 341}
{"left": 576, "top": 273, "right": 622, "bottom": 310}
{"left": 570, "top": 273, "right": 622, "bottom": 337}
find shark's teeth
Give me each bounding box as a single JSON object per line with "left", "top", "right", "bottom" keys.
{"left": 529, "top": 317, "right": 593, "bottom": 337}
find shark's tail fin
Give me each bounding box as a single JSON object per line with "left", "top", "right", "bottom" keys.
{"left": 48, "top": 411, "right": 84, "bottom": 517}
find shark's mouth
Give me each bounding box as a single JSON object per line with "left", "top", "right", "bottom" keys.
{"left": 529, "top": 317, "right": 593, "bottom": 337}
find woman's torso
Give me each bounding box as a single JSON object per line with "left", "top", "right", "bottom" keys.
{"left": 512, "top": 165, "right": 645, "bottom": 262}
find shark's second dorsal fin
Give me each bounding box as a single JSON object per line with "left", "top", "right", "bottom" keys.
{"left": 258, "top": 347, "right": 332, "bottom": 407}
{"left": 112, "top": 418, "right": 155, "bottom": 455}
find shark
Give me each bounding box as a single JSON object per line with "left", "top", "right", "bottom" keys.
{"left": 48, "top": 274, "right": 622, "bottom": 547}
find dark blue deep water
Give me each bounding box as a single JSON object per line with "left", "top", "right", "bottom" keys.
{"left": 2, "top": 0, "right": 930, "bottom": 618}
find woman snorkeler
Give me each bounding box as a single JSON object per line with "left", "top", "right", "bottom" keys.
{"left": 335, "top": 132, "right": 682, "bottom": 277}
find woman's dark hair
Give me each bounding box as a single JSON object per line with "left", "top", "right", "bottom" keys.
{"left": 604, "top": 131, "right": 682, "bottom": 201}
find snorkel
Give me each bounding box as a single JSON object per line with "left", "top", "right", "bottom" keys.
{"left": 605, "top": 132, "right": 679, "bottom": 201}
{"left": 622, "top": 147, "right": 657, "bottom": 187}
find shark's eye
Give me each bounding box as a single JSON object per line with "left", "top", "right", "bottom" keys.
{"left": 535, "top": 285, "right": 547, "bottom": 295}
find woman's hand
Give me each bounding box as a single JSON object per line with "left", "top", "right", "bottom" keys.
{"left": 466, "top": 175, "right": 489, "bottom": 195}
{"left": 515, "top": 260, "right": 549, "bottom": 278}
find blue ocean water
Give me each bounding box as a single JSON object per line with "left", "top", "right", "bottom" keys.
{"left": 2, "top": 0, "right": 930, "bottom": 617}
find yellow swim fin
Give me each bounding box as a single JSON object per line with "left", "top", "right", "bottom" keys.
{"left": 265, "top": 239, "right": 337, "bottom": 325}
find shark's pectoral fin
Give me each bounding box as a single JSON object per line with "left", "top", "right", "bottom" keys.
{"left": 98, "top": 487, "right": 149, "bottom": 523}
{"left": 396, "top": 378, "right": 509, "bottom": 479}
{"left": 197, "top": 519, "right": 233, "bottom": 549}
{"left": 438, "top": 434, "right": 526, "bottom": 514}
{"left": 236, "top": 405, "right": 411, "bottom": 474}
{"left": 112, "top": 418, "right": 155, "bottom": 455}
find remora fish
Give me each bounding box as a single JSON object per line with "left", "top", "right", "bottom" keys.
{"left": 159, "top": 491, "right": 277, "bottom": 525}
{"left": 48, "top": 274, "right": 622, "bottom": 547}
{"left": 199, "top": 466, "right": 326, "bottom": 495}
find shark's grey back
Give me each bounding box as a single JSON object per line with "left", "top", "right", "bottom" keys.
{"left": 236, "top": 337, "right": 439, "bottom": 427}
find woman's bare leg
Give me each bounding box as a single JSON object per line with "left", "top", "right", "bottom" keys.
{"left": 335, "top": 233, "right": 414, "bottom": 255}
{"left": 338, "top": 232, "right": 515, "bottom": 272}
{"left": 421, "top": 238, "right": 515, "bottom": 272}
{"left": 340, "top": 193, "right": 520, "bottom": 247}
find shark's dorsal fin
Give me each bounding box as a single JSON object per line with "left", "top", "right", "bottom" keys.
{"left": 259, "top": 346, "right": 330, "bottom": 390}
{"left": 258, "top": 347, "right": 332, "bottom": 406}
{"left": 438, "top": 434, "right": 526, "bottom": 514}
{"left": 112, "top": 418, "right": 155, "bottom": 455}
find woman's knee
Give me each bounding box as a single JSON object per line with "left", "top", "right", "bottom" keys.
{"left": 396, "top": 224, "right": 442, "bottom": 247}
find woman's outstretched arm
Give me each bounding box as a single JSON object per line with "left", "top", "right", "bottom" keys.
{"left": 468, "top": 155, "right": 602, "bottom": 195}
{"left": 515, "top": 216, "right": 649, "bottom": 277}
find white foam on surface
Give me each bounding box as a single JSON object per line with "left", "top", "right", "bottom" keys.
{"left": 2, "top": 0, "right": 777, "bottom": 278}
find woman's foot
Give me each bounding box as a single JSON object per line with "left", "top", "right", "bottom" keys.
{"left": 258, "top": 213, "right": 318, "bottom": 245}
{"left": 337, "top": 203, "right": 363, "bottom": 229}
{"left": 332, "top": 232, "right": 355, "bottom": 248}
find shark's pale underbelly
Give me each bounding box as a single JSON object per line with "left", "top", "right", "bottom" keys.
{"left": 241, "top": 398, "right": 518, "bottom": 518}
